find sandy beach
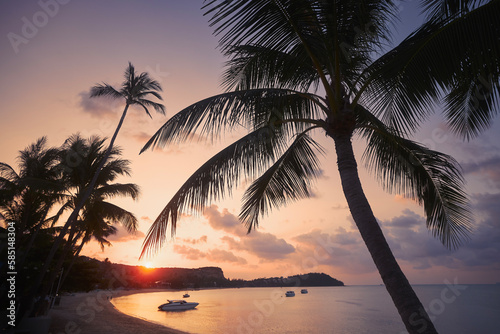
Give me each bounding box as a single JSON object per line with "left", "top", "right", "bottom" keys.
{"left": 48, "top": 289, "right": 188, "bottom": 334}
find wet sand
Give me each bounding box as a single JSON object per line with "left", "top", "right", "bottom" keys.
{"left": 48, "top": 289, "right": 188, "bottom": 334}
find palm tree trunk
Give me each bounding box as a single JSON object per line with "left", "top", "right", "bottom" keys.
{"left": 21, "top": 104, "right": 130, "bottom": 320}
{"left": 41, "top": 226, "right": 80, "bottom": 299}
{"left": 59, "top": 236, "right": 87, "bottom": 289}
{"left": 333, "top": 134, "right": 438, "bottom": 334}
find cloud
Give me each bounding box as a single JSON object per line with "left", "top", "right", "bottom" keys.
{"left": 173, "top": 244, "right": 247, "bottom": 264}
{"left": 379, "top": 207, "right": 500, "bottom": 272}
{"left": 223, "top": 232, "right": 295, "bottom": 261}
{"left": 462, "top": 155, "right": 500, "bottom": 189}
{"left": 132, "top": 131, "right": 153, "bottom": 144}
{"left": 173, "top": 244, "right": 205, "bottom": 261}
{"left": 205, "top": 205, "right": 295, "bottom": 261}
{"left": 182, "top": 235, "right": 208, "bottom": 244}
{"left": 382, "top": 209, "right": 421, "bottom": 228}
{"left": 207, "top": 248, "right": 247, "bottom": 265}
{"left": 107, "top": 224, "right": 146, "bottom": 242}
{"left": 204, "top": 205, "right": 247, "bottom": 237}
{"left": 292, "top": 228, "right": 375, "bottom": 274}
{"left": 78, "top": 90, "right": 119, "bottom": 117}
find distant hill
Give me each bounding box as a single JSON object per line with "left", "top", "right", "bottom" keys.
{"left": 61, "top": 256, "right": 343, "bottom": 292}
{"left": 229, "top": 273, "right": 344, "bottom": 288}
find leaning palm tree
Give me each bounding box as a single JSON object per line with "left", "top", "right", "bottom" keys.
{"left": 139, "top": 1, "right": 497, "bottom": 333}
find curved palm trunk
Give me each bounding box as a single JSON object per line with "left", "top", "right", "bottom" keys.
{"left": 21, "top": 104, "right": 130, "bottom": 320}
{"left": 333, "top": 134, "right": 438, "bottom": 334}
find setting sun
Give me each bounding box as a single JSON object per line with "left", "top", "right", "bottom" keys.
{"left": 144, "top": 262, "right": 153, "bottom": 269}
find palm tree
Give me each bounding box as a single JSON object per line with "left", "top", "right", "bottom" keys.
{"left": 139, "top": 1, "right": 496, "bottom": 333}
{"left": 21, "top": 63, "right": 164, "bottom": 319}
{"left": 68, "top": 62, "right": 164, "bottom": 235}
{"left": 0, "top": 137, "right": 63, "bottom": 264}
{"left": 41, "top": 135, "right": 140, "bottom": 297}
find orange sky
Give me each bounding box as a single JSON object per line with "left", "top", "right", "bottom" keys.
{"left": 1, "top": 0, "right": 499, "bottom": 285}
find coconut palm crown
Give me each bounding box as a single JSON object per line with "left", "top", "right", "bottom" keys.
{"left": 90, "top": 62, "right": 165, "bottom": 118}
{"left": 139, "top": 1, "right": 498, "bottom": 333}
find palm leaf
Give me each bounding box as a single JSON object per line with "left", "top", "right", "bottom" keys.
{"left": 362, "top": 1, "right": 500, "bottom": 137}
{"left": 357, "top": 105, "right": 472, "bottom": 248}
{"left": 421, "top": 0, "right": 490, "bottom": 19}
{"left": 92, "top": 201, "right": 138, "bottom": 233}
{"left": 94, "top": 183, "right": 140, "bottom": 201}
{"left": 140, "top": 88, "right": 321, "bottom": 153}
{"left": 90, "top": 84, "right": 123, "bottom": 99}
{"left": 240, "top": 131, "right": 324, "bottom": 231}
{"left": 140, "top": 125, "right": 292, "bottom": 258}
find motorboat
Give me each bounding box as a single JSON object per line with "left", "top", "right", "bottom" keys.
{"left": 158, "top": 300, "right": 199, "bottom": 311}
{"left": 285, "top": 291, "right": 295, "bottom": 297}
{"left": 183, "top": 293, "right": 190, "bottom": 298}
{"left": 301, "top": 289, "right": 308, "bottom": 294}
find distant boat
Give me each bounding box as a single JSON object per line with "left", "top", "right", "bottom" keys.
{"left": 158, "top": 300, "right": 199, "bottom": 311}
{"left": 285, "top": 291, "right": 295, "bottom": 297}
{"left": 301, "top": 289, "right": 308, "bottom": 294}
{"left": 183, "top": 293, "right": 190, "bottom": 298}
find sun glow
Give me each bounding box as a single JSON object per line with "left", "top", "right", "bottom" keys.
{"left": 144, "top": 262, "right": 153, "bottom": 269}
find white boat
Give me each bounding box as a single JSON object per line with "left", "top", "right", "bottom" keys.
{"left": 183, "top": 293, "right": 190, "bottom": 298}
{"left": 285, "top": 291, "right": 295, "bottom": 297}
{"left": 158, "top": 300, "right": 199, "bottom": 311}
{"left": 301, "top": 289, "right": 308, "bottom": 294}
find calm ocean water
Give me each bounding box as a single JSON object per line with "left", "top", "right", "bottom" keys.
{"left": 111, "top": 285, "right": 500, "bottom": 333}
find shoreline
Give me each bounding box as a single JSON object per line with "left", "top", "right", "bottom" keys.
{"left": 48, "top": 289, "right": 189, "bottom": 334}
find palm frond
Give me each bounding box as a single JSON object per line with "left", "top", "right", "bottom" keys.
{"left": 90, "top": 84, "right": 123, "bottom": 99}
{"left": 0, "top": 163, "right": 20, "bottom": 185}
{"left": 362, "top": 1, "right": 500, "bottom": 137}
{"left": 222, "top": 44, "right": 319, "bottom": 92}
{"left": 136, "top": 99, "right": 166, "bottom": 116}
{"left": 95, "top": 183, "right": 140, "bottom": 201}
{"left": 357, "top": 105, "right": 472, "bottom": 249}
{"left": 240, "top": 131, "right": 324, "bottom": 231}
{"left": 140, "top": 125, "right": 290, "bottom": 258}
{"left": 140, "top": 88, "right": 321, "bottom": 153}
{"left": 421, "top": 0, "right": 490, "bottom": 19}
{"left": 93, "top": 201, "right": 138, "bottom": 233}
{"left": 444, "top": 72, "right": 500, "bottom": 139}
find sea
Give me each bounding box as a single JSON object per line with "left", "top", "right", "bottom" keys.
{"left": 111, "top": 285, "right": 500, "bottom": 334}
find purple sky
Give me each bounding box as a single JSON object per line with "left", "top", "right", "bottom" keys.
{"left": 1, "top": 0, "right": 499, "bottom": 284}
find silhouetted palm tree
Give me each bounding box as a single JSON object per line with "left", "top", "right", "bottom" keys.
{"left": 0, "top": 137, "right": 63, "bottom": 264}
{"left": 138, "top": 1, "right": 498, "bottom": 333}
{"left": 43, "top": 135, "right": 139, "bottom": 294}
{"left": 22, "top": 64, "right": 164, "bottom": 318}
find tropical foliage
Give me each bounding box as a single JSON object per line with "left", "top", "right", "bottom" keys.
{"left": 140, "top": 1, "right": 498, "bottom": 333}
{"left": 0, "top": 135, "right": 140, "bottom": 318}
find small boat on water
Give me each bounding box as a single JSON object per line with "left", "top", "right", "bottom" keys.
{"left": 183, "top": 293, "right": 190, "bottom": 298}
{"left": 301, "top": 289, "right": 308, "bottom": 294}
{"left": 285, "top": 291, "right": 295, "bottom": 297}
{"left": 158, "top": 300, "right": 199, "bottom": 311}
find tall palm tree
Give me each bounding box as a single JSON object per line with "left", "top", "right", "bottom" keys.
{"left": 68, "top": 62, "right": 165, "bottom": 234}
{"left": 139, "top": 1, "right": 496, "bottom": 333}
{"left": 21, "top": 63, "right": 164, "bottom": 319}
